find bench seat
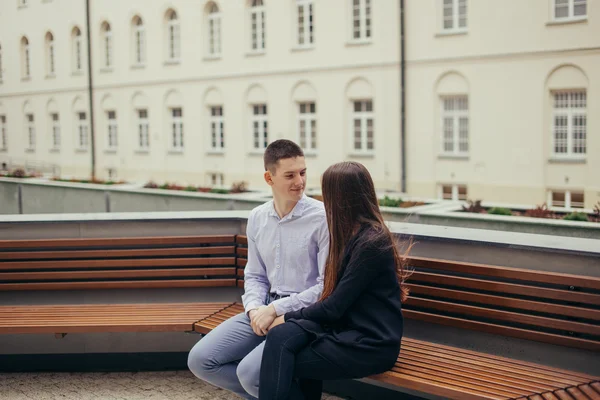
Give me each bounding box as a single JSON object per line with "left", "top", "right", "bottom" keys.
{"left": 195, "top": 303, "right": 600, "bottom": 400}
{"left": 0, "top": 302, "right": 235, "bottom": 334}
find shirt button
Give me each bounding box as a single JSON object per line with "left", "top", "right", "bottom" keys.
{"left": 276, "top": 265, "right": 280, "bottom": 269}
{"left": 276, "top": 244, "right": 280, "bottom": 248}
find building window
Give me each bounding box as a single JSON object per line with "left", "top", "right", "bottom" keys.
{"left": 77, "top": 111, "right": 89, "bottom": 150}
{"left": 442, "top": 0, "right": 467, "bottom": 31}
{"left": 45, "top": 32, "right": 55, "bottom": 76}
{"left": 352, "top": 100, "right": 374, "bottom": 152}
{"left": 250, "top": 0, "right": 266, "bottom": 51}
{"left": 549, "top": 190, "right": 584, "bottom": 209}
{"left": 171, "top": 108, "right": 184, "bottom": 150}
{"left": 0, "top": 44, "right": 4, "bottom": 83}
{"left": 26, "top": 114, "right": 35, "bottom": 151}
{"left": 137, "top": 109, "right": 149, "bottom": 150}
{"left": 297, "top": 0, "right": 314, "bottom": 47}
{"left": 210, "top": 106, "right": 224, "bottom": 151}
{"left": 351, "top": 0, "right": 371, "bottom": 41}
{"left": 441, "top": 96, "right": 469, "bottom": 155}
{"left": 166, "top": 10, "right": 181, "bottom": 61}
{"left": 208, "top": 172, "right": 224, "bottom": 186}
{"left": 440, "top": 184, "right": 468, "bottom": 201}
{"left": 101, "top": 22, "right": 113, "bottom": 69}
{"left": 107, "top": 111, "right": 118, "bottom": 150}
{"left": 51, "top": 113, "right": 60, "bottom": 150}
{"left": 72, "top": 27, "right": 83, "bottom": 73}
{"left": 133, "top": 16, "right": 145, "bottom": 65}
{"left": 298, "top": 102, "right": 316, "bottom": 151}
{"left": 251, "top": 104, "right": 268, "bottom": 150}
{"left": 0, "top": 116, "right": 7, "bottom": 150}
{"left": 21, "top": 37, "right": 30, "bottom": 79}
{"left": 207, "top": 3, "right": 221, "bottom": 56}
{"left": 554, "top": 0, "right": 587, "bottom": 20}
{"left": 552, "top": 91, "right": 586, "bottom": 158}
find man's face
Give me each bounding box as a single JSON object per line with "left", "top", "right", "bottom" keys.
{"left": 266, "top": 157, "right": 307, "bottom": 202}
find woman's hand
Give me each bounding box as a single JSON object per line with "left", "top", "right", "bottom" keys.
{"left": 268, "top": 315, "right": 285, "bottom": 330}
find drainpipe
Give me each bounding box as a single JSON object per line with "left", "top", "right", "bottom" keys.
{"left": 400, "top": 0, "right": 407, "bottom": 193}
{"left": 85, "top": 0, "right": 96, "bottom": 180}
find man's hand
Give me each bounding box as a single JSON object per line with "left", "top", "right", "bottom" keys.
{"left": 250, "top": 304, "right": 277, "bottom": 336}
{"left": 268, "top": 315, "right": 285, "bottom": 330}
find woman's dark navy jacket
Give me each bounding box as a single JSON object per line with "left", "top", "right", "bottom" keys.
{"left": 283, "top": 225, "right": 404, "bottom": 377}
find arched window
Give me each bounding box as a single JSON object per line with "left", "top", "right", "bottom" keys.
{"left": 165, "top": 90, "right": 184, "bottom": 151}
{"left": 166, "top": 10, "right": 180, "bottom": 61}
{"left": 47, "top": 99, "right": 60, "bottom": 151}
{"left": 100, "top": 22, "right": 113, "bottom": 68}
{"left": 23, "top": 101, "right": 35, "bottom": 151}
{"left": 21, "top": 36, "right": 31, "bottom": 79}
{"left": 45, "top": 32, "right": 55, "bottom": 76}
{"left": 72, "top": 27, "right": 83, "bottom": 73}
{"left": 350, "top": 0, "right": 371, "bottom": 41}
{"left": 346, "top": 78, "right": 374, "bottom": 153}
{"left": 291, "top": 82, "right": 318, "bottom": 152}
{"left": 206, "top": 3, "right": 221, "bottom": 57}
{"left": 73, "top": 97, "right": 89, "bottom": 151}
{"left": 249, "top": 0, "right": 266, "bottom": 52}
{"left": 246, "top": 85, "right": 268, "bottom": 150}
{"left": 132, "top": 16, "right": 145, "bottom": 65}
{"left": 435, "top": 72, "right": 469, "bottom": 157}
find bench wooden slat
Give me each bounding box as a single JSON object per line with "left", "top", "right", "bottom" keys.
{"left": 236, "top": 236, "right": 248, "bottom": 245}
{"left": 406, "top": 297, "right": 600, "bottom": 336}
{"left": 403, "top": 310, "right": 600, "bottom": 351}
{"left": 577, "top": 384, "right": 600, "bottom": 400}
{"left": 0, "top": 279, "right": 236, "bottom": 291}
{"left": 411, "top": 272, "right": 600, "bottom": 306}
{"left": 0, "top": 267, "right": 236, "bottom": 281}
{"left": 407, "top": 284, "right": 600, "bottom": 320}
{"left": 0, "top": 246, "right": 236, "bottom": 260}
{"left": 409, "top": 257, "right": 600, "bottom": 290}
{"left": 565, "top": 387, "right": 590, "bottom": 400}
{"left": 402, "top": 338, "right": 595, "bottom": 381}
{"left": 0, "top": 302, "right": 233, "bottom": 334}
{"left": 0, "top": 235, "right": 237, "bottom": 249}
{"left": 0, "top": 257, "right": 236, "bottom": 271}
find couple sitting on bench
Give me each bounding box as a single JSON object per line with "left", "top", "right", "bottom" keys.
{"left": 188, "top": 140, "right": 410, "bottom": 400}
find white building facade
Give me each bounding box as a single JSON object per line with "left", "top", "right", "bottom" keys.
{"left": 0, "top": 0, "right": 598, "bottom": 209}
{"left": 0, "top": 0, "right": 401, "bottom": 191}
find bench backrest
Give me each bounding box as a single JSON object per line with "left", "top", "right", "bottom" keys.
{"left": 0, "top": 235, "right": 242, "bottom": 291}
{"left": 235, "top": 235, "right": 600, "bottom": 351}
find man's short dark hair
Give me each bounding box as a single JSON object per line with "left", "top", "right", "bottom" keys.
{"left": 264, "top": 140, "right": 304, "bottom": 174}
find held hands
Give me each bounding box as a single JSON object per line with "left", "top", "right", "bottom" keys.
{"left": 249, "top": 304, "right": 278, "bottom": 336}
{"left": 268, "top": 315, "right": 285, "bottom": 330}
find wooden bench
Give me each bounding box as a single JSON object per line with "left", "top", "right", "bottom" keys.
{"left": 234, "top": 235, "right": 600, "bottom": 400}
{"left": 0, "top": 235, "right": 242, "bottom": 335}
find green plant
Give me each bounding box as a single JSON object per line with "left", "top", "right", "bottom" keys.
{"left": 210, "top": 188, "right": 229, "bottom": 194}
{"left": 462, "top": 200, "right": 484, "bottom": 213}
{"left": 10, "top": 168, "right": 27, "bottom": 178}
{"left": 185, "top": 185, "right": 198, "bottom": 192}
{"left": 524, "top": 204, "right": 555, "bottom": 219}
{"left": 379, "top": 196, "right": 403, "bottom": 207}
{"left": 488, "top": 207, "right": 512, "bottom": 216}
{"left": 563, "top": 212, "right": 589, "bottom": 222}
{"left": 159, "top": 183, "right": 170, "bottom": 190}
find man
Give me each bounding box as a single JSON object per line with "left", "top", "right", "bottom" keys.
{"left": 188, "top": 139, "right": 329, "bottom": 399}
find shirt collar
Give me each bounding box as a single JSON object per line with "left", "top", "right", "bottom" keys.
{"left": 269, "top": 194, "right": 308, "bottom": 219}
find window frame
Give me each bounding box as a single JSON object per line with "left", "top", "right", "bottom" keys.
{"left": 351, "top": 99, "right": 374, "bottom": 154}
{"left": 50, "top": 112, "right": 60, "bottom": 150}
{"left": 552, "top": 0, "right": 587, "bottom": 22}
{"left": 209, "top": 106, "right": 225, "bottom": 152}
{"left": 441, "top": 0, "right": 468, "bottom": 33}
{"left": 551, "top": 90, "right": 586, "bottom": 160}
{"left": 166, "top": 10, "right": 181, "bottom": 62}
{"left": 46, "top": 32, "right": 55, "bottom": 77}
{"left": 136, "top": 109, "right": 150, "bottom": 151}
{"left": 207, "top": 3, "right": 222, "bottom": 57}
{"left": 251, "top": 104, "right": 268, "bottom": 151}
{"left": 76, "top": 111, "right": 89, "bottom": 151}
{"left": 439, "top": 184, "right": 468, "bottom": 201}
{"left": 106, "top": 110, "right": 118, "bottom": 151}
{"left": 0, "top": 115, "right": 7, "bottom": 150}
{"left": 249, "top": 0, "right": 266, "bottom": 53}
{"left": 101, "top": 23, "right": 113, "bottom": 69}
{"left": 440, "top": 95, "right": 469, "bottom": 157}
{"left": 296, "top": 0, "right": 314, "bottom": 48}
{"left": 170, "top": 107, "right": 184, "bottom": 151}
{"left": 25, "top": 113, "right": 35, "bottom": 151}
{"left": 133, "top": 17, "right": 146, "bottom": 66}
{"left": 297, "top": 102, "right": 317, "bottom": 153}
{"left": 349, "top": 0, "right": 372, "bottom": 43}
{"left": 22, "top": 37, "right": 31, "bottom": 79}
{"left": 548, "top": 189, "right": 585, "bottom": 209}
{"left": 0, "top": 43, "right": 4, "bottom": 83}
{"left": 72, "top": 27, "right": 83, "bottom": 73}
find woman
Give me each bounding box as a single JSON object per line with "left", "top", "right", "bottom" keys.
{"left": 258, "top": 161, "right": 410, "bottom": 400}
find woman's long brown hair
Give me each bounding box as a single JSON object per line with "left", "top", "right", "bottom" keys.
{"left": 319, "top": 162, "right": 411, "bottom": 302}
